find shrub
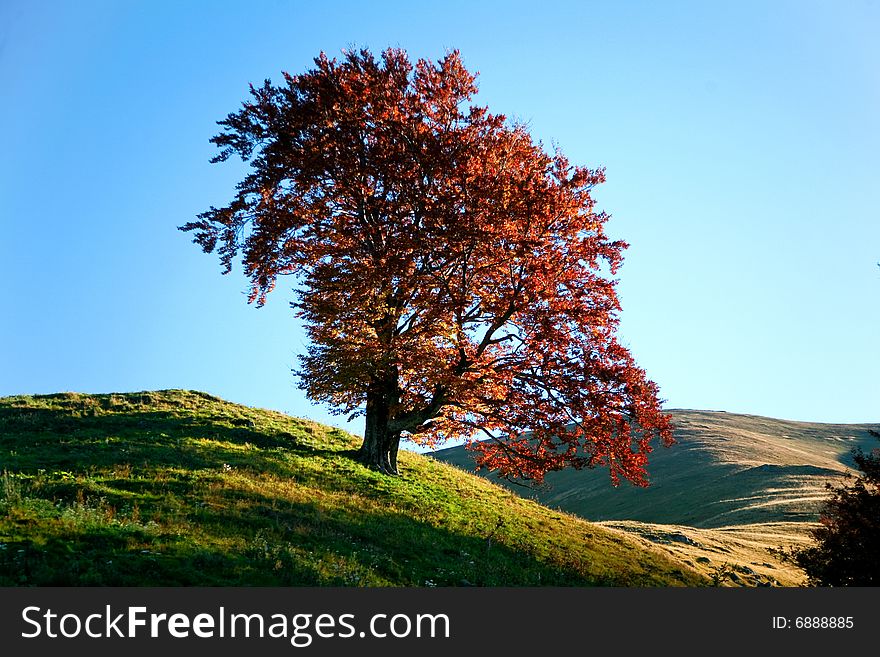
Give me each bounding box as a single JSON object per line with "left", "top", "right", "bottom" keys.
{"left": 792, "top": 434, "right": 880, "bottom": 586}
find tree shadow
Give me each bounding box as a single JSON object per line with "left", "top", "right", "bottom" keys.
{"left": 182, "top": 488, "right": 618, "bottom": 587}
{"left": 0, "top": 492, "right": 607, "bottom": 586}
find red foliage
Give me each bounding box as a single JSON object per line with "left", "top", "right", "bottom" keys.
{"left": 181, "top": 48, "right": 673, "bottom": 483}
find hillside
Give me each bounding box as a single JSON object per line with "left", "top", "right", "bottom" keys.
{"left": 432, "top": 410, "right": 880, "bottom": 585}
{"left": 0, "top": 390, "right": 705, "bottom": 587}
{"left": 432, "top": 410, "right": 880, "bottom": 527}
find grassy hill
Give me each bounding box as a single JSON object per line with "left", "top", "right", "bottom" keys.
{"left": 432, "top": 410, "right": 880, "bottom": 585}
{"left": 0, "top": 390, "right": 706, "bottom": 587}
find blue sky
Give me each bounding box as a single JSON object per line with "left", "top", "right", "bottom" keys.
{"left": 1, "top": 0, "right": 878, "bottom": 439}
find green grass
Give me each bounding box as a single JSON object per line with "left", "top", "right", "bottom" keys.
{"left": 0, "top": 389, "right": 706, "bottom": 587}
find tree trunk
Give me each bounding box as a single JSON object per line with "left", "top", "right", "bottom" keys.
{"left": 358, "top": 386, "right": 401, "bottom": 475}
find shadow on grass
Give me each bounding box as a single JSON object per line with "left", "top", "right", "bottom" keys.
{"left": 180, "top": 488, "right": 612, "bottom": 587}
{"left": 0, "top": 492, "right": 606, "bottom": 586}
{"left": 0, "top": 531, "right": 324, "bottom": 586}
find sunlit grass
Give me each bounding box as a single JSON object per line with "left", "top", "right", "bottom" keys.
{"left": 0, "top": 389, "right": 707, "bottom": 586}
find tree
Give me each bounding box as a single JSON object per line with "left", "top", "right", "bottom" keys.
{"left": 181, "top": 48, "right": 672, "bottom": 483}
{"left": 791, "top": 438, "right": 880, "bottom": 585}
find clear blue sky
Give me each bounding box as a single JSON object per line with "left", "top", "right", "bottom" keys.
{"left": 1, "top": 0, "right": 878, "bottom": 438}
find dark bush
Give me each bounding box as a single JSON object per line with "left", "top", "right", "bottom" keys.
{"left": 793, "top": 432, "right": 880, "bottom": 586}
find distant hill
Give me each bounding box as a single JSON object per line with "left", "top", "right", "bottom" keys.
{"left": 431, "top": 410, "right": 880, "bottom": 528}
{"left": 0, "top": 390, "right": 705, "bottom": 587}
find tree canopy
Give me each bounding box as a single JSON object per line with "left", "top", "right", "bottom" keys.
{"left": 181, "top": 48, "right": 672, "bottom": 483}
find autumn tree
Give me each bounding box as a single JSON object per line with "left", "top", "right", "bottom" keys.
{"left": 181, "top": 48, "right": 672, "bottom": 482}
